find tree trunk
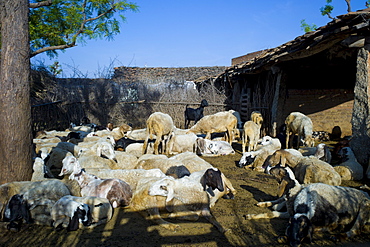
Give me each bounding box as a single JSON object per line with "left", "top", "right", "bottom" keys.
{"left": 0, "top": 0, "right": 33, "bottom": 183}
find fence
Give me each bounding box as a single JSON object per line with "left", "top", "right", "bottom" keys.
{"left": 31, "top": 100, "right": 228, "bottom": 132}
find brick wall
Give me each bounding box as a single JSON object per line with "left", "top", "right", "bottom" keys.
{"left": 282, "top": 89, "right": 354, "bottom": 137}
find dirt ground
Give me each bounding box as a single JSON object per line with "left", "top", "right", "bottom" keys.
{"left": 1, "top": 143, "right": 370, "bottom": 247}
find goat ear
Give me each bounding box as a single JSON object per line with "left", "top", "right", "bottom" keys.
{"left": 277, "top": 180, "right": 288, "bottom": 198}
{"left": 67, "top": 210, "right": 80, "bottom": 231}
{"left": 165, "top": 182, "right": 175, "bottom": 202}
{"left": 200, "top": 175, "right": 207, "bottom": 191}
{"left": 95, "top": 145, "right": 102, "bottom": 157}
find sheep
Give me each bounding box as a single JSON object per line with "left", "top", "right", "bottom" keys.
{"left": 0, "top": 179, "right": 71, "bottom": 226}
{"left": 135, "top": 155, "right": 190, "bottom": 178}
{"left": 115, "top": 137, "right": 144, "bottom": 151}
{"left": 3, "top": 194, "right": 32, "bottom": 231}
{"left": 58, "top": 154, "right": 166, "bottom": 192}
{"left": 69, "top": 165, "right": 133, "bottom": 208}
{"left": 31, "top": 157, "right": 54, "bottom": 181}
{"left": 251, "top": 111, "right": 263, "bottom": 126}
{"left": 130, "top": 175, "right": 227, "bottom": 233}
{"left": 126, "top": 128, "right": 150, "bottom": 141}
{"left": 298, "top": 143, "right": 332, "bottom": 163}
{"left": 92, "top": 123, "right": 132, "bottom": 140}
{"left": 51, "top": 196, "right": 92, "bottom": 231}
{"left": 238, "top": 136, "right": 281, "bottom": 171}
{"left": 266, "top": 149, "right": 342, "bottom": 186}
{"left": 285, "top": 112, "right": 314, "bottom": 149}
{"left": 187, "top": 111, "right": 237, "bottom": 144}
{"left": 229, "top": 109, "right": 243, "bottom": 129}
{"left": 187, "top": 168, "right": 227, "bottom": 208}
{"left": 280, "top": 183, "right": 370, "bottom": 246}
{"left": 244, "top": 166, "right": 303, "bottom": 220}
{"left": 171, "top": 152, "right": 236, "bottom": 200}
{"left": 184, "top": 99, "right": 208, "bottom": 129}
{"left": 58, "top": 195, "right": 113, "bottom": 227}
{"left": 125, "top": 142, "right": 155, "bottom": 158}
{"left": 167, "top": 132, "right": 198, "bottom": 154}
{"left": 241, "top": 121, "right": 261, "bottom": 153}
{"left": 333, "top": 147, "right": 363, "bottom": 181}
{"left": 143, "top": 112, "right": 175, "bottom": 155}
{"left": 195, "top": 137, "right": 235, "bottom": 156}
{"left": 113, "top": 151, "right": 138, "bottom": 169}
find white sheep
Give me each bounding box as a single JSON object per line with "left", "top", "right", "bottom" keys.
{"left": 195, "top": 137, "right": 235, "bottom": 156}
{"left": 171, "top": 152, "right": 237, "bottom": 199}
{"left": 31, "top": 157, "right": 54, "bottom": 181}
{"left": 0, "top": 179, "right": 71, "bottom": 226}
{"left": 187, "top": 111, "right": 238, "bottom": 144}
{"left": 298, "top": 143, "right": 332, "bottom": 163}
{"left": 229, "top": 109, "right": 243, "bottom": 129}
{"left": 143, "top": 112, "right": 175, "bottom": 155}
{"left": 130, "top": 175, "right": 227, "bottom": 232}
{"left": 238, "top": 136, "right": 281, "bottom": 171}
{"left": 51, "top": 196, "right": 92, "bottom": 231}
{"left": 242, "top": 121, "right": 261, "bottom": 153}
{"left": 135, "top": 155, "right": 190, "bottom": 178}
{"left": 266, "top": 149, "right": 342, "bottom": 186}
{"left": 69, "top": 165, "right": 133, "bottom": 208}
{"left": 285, "top": 112, "right": 314, "bottom": 149}
{"left": 167, "top": 132, "right": 198, "bottom": 154}
{"left": 333, "top": 147, "right": 363, "bottom": 180}
{"left": 126, "top": 128, "right": 151, "bottom": 141}
{"left": 59, "top": 155, "right": 165, "bottom": 192}
{"left": 51, "top": 195, "right": 113, "bottom": 229}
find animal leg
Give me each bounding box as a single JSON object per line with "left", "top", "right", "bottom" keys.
{"left": 244, "top": 211, "right": 290, "bottom": 220}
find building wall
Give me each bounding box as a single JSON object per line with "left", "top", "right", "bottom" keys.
{"left": 282, "top": 89, "right": 354, "bottom": 137}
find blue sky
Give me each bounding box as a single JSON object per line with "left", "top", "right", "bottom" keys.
{"left": 31, "top": 0, "right": 368, "bottom": 78}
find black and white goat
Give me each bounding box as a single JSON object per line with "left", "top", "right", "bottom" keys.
{"left": 51, "top": 195, "right": 92, "bottom": 231}
{"left": 184, "top": 99, "right": 208, "bottom": 129}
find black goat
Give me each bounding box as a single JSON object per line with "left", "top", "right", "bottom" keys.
{"left": 184, "top": 99, "right": 208, "bottom": 129}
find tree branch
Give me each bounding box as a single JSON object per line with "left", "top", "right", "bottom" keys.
{"left": 31, "top": 44, "right": 76, "bottom": 57}
{"left": 30, "top": 2, "right": 115, "bottom": 57}
{"left": 29, "top": 0, "right": 52, "bottom": 8}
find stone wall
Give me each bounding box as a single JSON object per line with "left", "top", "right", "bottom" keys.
{"left": 112, "top": 66, "right": 229, "bottom": 83}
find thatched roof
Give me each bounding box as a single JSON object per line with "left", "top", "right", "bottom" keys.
{"left": 226, "top": 8, "right": 370, "bottom": 76}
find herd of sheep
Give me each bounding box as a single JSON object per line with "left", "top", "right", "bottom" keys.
{"left": 1, "top": 107, "right": 370, "bottom": 246}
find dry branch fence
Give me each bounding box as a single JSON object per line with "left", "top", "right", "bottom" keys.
{"left": 31, "top": 100, "right": 228, "bottom": 133}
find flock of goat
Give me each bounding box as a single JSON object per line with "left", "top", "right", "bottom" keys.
{"left": 0, "top": 101, "right": 370, "bottom": 246}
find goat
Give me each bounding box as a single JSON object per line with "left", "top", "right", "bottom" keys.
{"left": 184, "top": 99, "right": 208, "bottom": 129}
